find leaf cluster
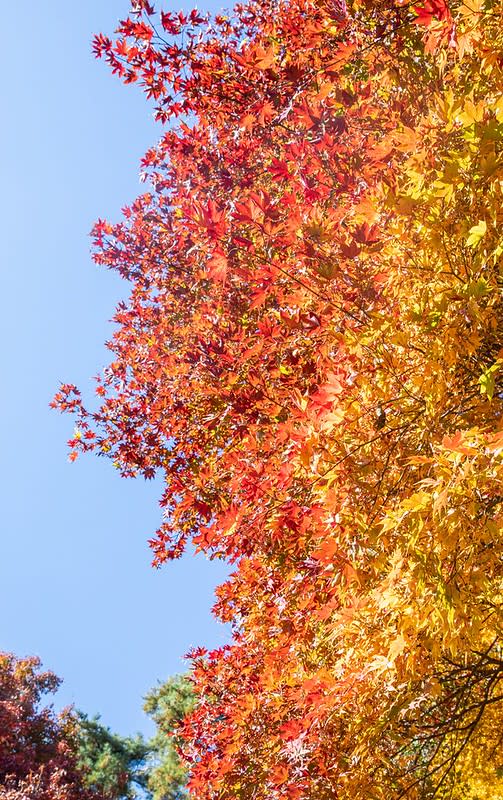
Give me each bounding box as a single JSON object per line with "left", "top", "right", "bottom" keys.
{"left": 53, "top": 0, "right": 503, "bottom": 798}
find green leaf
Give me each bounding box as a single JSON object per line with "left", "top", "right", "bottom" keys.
{"left": 466, "top": 220, "right": 487, "bottom": 247}
{"left": 478, "top": 359, "right": 503, "bottom": 401}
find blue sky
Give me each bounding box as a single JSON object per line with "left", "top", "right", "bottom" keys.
{"left": 1, "top": 0, "right": 228, "bottom": 736}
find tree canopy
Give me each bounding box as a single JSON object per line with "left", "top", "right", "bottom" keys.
{"left": 144, "top": 673, "right": 195, "bottom": 800}
{"left": 75, "top": 713, "right": 149, "bottom": 800}
{"left": 53, "top": 0, "right": 503, "bottom": 798}
{"left": 0, "top": 651, "right": 103, "bottom": 800}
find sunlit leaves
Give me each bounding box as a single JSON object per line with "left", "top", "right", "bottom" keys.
{"left": 53, "top": 0, "right": 503, "bottom": 798}
{"left": 466, "top": 219, "right": 487, "bottom": 247}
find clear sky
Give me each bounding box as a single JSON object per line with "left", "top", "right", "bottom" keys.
{"left": 1, "top": 0, "right": 228, "bottom": 737}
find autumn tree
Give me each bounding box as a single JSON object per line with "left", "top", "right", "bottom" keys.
{"left": 0, "top": 651, "right": 107, "bottom": 799}
{"left": 53, "top": 0, "right": 503, "bottom": 797}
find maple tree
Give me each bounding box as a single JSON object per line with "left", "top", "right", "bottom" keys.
{"left": 53, "top": 0, "right": 503, "bottom": 797}
{"left": 0, "top": 651, "right": 106, "bottom": 799}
